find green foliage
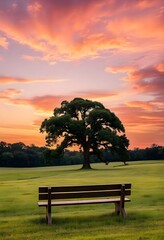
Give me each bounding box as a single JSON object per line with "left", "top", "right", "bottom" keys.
{"left": 0, "top": 141, "right": 163, "bottom": 167}
{"left": 0, "top": 142, "right": 45, "bottom": 167}
{"left": 40, "top": 98, "right": 129, "bottom": 168}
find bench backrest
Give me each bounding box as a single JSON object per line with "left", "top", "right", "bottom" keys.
{"left": 38, "top": 184, "right": 131, "bottom": 201}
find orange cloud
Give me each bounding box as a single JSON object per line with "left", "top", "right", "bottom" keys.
{"left": 11, "top": 95, "right": 66, "bottom": 112}
{"left": 113, "top": 102, "right": 163, "bottom": 129}
{"left": 0, "top": 36, "right": 8, "bottom": 48}
{"left": 126, "top": 101, "right": 159, "bottom": 111}
{"left": 75, "top": 90, "right": 118, "bottom": 100}
{"left": 105, "top": 65, "right": 136, "bottom": 74}
{"left": 107, "top": 61, "right": 164, "bottom": 103}
{"left": 107, "top": 12, "right": 164, "bottom": 42}
{"left": 0, "top": 0, "right": 163, "bottom": 61}
{"left": 0, "top": 76, "right": 65, "bottom": 84}
{"left": 156, "top": 62, "right": 164, "bottom": 72}
{"left": 7, "top": 90, "right": 118, "bottom": 113}
{"left": 0, "top": 88, "right": 22, "bottom": 99}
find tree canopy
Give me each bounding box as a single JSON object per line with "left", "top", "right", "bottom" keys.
{"left": 40, "top": 98, "right": 130, "bottom": 169}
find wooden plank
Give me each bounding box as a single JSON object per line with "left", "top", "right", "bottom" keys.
{"left": 120, "top": 184, "right": 125, "bottom": 206}
{"left": 39, "top": 189, "right": 131, "bottom": 200}
{"left": 38, "top": 197, "right": 131, "bottom": 207}
{"left": 47, "top": 187, "right": 52, "bottom": 224}
{"left": 39, "top": 183, "right": 131, "bottom": 193}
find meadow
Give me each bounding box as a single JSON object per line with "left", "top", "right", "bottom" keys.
{"left": 0, "top": 160, "right": 163, "bottom": 240}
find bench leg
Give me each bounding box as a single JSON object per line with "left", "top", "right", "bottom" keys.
{"left": 114, "top": 202, "right": 127, "bottom": 218}
{"left": 120, "top": 184, "right": 126, "bottom": 218}
{"left": 120, "top": 208, "right": 126, "bottom": 218}
{"left": 46, "top": 206, "right": 52, "bottom": 224}
{"left": 115, "top": 202, "right": 120, "bottom": 215}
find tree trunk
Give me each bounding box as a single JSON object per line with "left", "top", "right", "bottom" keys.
{"left": 81, "top": 150, "right": 92, "bottom": 169}
{"left": 81, "top": 161, "right": 92, "bottom": 169}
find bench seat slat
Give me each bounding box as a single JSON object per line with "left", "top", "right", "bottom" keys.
{"left": 38, "top": 197, "right": 131, "bottom": 207}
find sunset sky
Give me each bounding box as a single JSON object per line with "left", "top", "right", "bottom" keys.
{"left": 0, "top": 0, "right": 163, "bottom": 149}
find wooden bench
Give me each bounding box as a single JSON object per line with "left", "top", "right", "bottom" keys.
{"left": 38, "top": 183, "right": 131, "bottom": 224}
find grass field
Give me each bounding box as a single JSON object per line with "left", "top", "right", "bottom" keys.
{"left": 0, "top": 160, "right": 163, "bottom": 240}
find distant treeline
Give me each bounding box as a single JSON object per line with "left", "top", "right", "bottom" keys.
{"left": 0, "top": 141, "right": 163, "bottom": 167}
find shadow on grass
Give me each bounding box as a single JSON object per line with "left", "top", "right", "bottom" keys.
{"left": 31, "top": 211, "right": 151, "bottom": 227}
{"left": 92, "top": 166, "right": 128, "bottom": 171}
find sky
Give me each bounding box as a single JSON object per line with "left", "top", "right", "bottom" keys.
{"left": 0, "top": 0, "right": 163, "bottom": 149}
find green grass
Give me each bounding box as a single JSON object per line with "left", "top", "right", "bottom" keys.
{"left": 0, "top": 161, "right": 163, "bottom": 240}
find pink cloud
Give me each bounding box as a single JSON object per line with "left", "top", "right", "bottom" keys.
{"left": 0, "top": 76, "right": 65, "bottom": 84}
{"left": 0, "top": 36, "right": 8, "bottom": 49}
{"left": 105, "top": 65, "right": 136, "bottom": 74}
{"left": 22, "top": 54, "right": 57, "bottom": 65}
{"left": 27, "top": 1, "right": 42, "bottom": 14}
{"left": 126, "top": 64, "right": 164, "bottom": 101}
{"left": 22, "top": 54, "right": 43, "bottom": 62}
{"left": 113, "top": 103, "right": 164, "bottom": 136}
{"left": 0, "top": 0, "right": 163, "bottom": 61}
{"left": 0, "top": 56, "right": 3, "bottom": 61}
{"left": 6, "top": 90, "right": 118, "bottom": 112}
{"left": 107, "top": 61, "right": 164, "bottom": 102}
{"left": 11, "top": 95, "right": 67, "bottom": 112}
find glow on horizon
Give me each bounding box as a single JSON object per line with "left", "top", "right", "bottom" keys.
{"left": 0, "top": 0, "right": 163, "bottom": 149}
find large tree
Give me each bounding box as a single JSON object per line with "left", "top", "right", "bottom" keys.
{"left": 40, "top": 98, "right": 129, "bottom": 169}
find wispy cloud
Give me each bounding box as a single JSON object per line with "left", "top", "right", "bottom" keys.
{"left": 126, "top": 101, "right": 162, "bottom": 111}
{"left": 0, "top": 0, "right": 163, "bottom": 148}
{"left": 107, "top": 61, "right": 164, "bottom": 101}
{"left": 105, "top": 65, "right": 136, "bottom": 74}
{"left": 74, "top": 90, "right": 118, "bottom": 100}
{"left": 0, "top": 0, "right": 163, "bottom": 62}
{"left": 0, "top": 88, "right": 22, "bottom": 99}
{"left": 125, "top": 63, "right": 164, "bottom": 102}
{"left": 113, "top": 102, "right": 163, "bottom": 134}
{"left": 5, "top": 90, "right": 118, "bottom": 112}
{"left": 0, "top": 36, "right": 8, "bottom": 49}
{"left": 10, "top": 95, "right": 67, "bottom": 112}
{"left": 0, "top": 76, "right": 66, "bottom": 84}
